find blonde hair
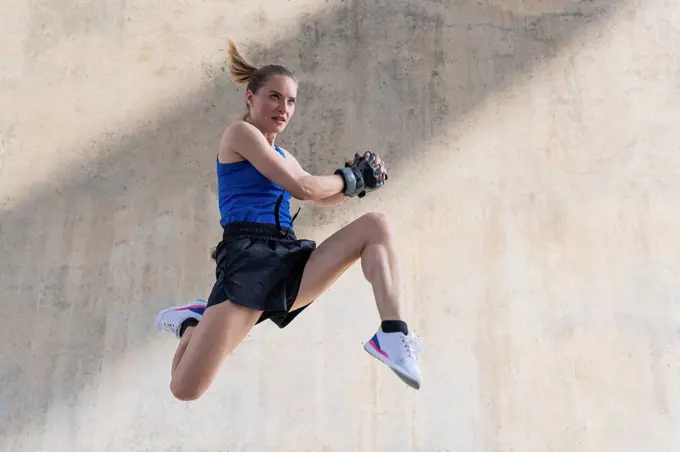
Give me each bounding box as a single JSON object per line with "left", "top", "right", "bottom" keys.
{"left": 227, "top": 40, "right": 258, "bottom": 85}
{"left": 226, "top": 39, "right": 297, "bottom": 121}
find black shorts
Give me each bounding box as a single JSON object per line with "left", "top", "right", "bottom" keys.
{"left": 206, "top": 221, "right": 317, "bottom": 328}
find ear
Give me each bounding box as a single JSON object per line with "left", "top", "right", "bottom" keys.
{"left": 245, "top": 89, "right": 254, "bottom": 108}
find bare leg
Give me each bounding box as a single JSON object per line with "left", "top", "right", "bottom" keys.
{"left": 168, "top": 301, "right": 262, "bottom": 401}
{"left": 171, "top": 327, "right": 194, "bottom": 377}
{"left": 291, "top": 211, "right": 402, "bottom": 319}
{"left": 160, "top": 211, "right": 419, "bottom": 397}
{"left": 291, "top": 211, "right": 423, "bottom": 389}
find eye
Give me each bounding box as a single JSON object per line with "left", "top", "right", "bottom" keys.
{"left": 288, "top": 99, "right": 295, "bottom": 106}
{"left": 270, "top": 93, "right": 279, "bottom": 100}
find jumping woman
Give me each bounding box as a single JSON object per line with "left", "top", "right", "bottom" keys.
{"left": 154, "top": 40, "right": 424, "bottom": 401}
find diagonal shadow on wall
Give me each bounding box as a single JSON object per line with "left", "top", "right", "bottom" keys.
{"left": 0, "top": 0, "right": 625, "bottom": 443}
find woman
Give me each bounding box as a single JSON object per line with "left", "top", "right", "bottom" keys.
{"left": 154, "top": 40, "right": 424, "bottom": 401}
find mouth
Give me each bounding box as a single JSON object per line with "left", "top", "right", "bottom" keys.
{"left": 272, "top": 116, "right": 286, "bottom": 125}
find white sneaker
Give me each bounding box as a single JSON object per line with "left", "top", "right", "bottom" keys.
{"left": 363, "top": 327, "right": 424, "bottom": 389}
{"left": 154, "top": 298, "right": 207, "bottom": 339}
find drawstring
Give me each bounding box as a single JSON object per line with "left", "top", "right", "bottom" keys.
{"left": 287, "top": 208, "right": 301, "bottom": 238}
{"left": 274, "top": 193, "right": 301, "bottom": 239}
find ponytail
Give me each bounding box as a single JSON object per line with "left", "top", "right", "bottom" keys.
{"left": 227, "top": 40, "right": 258, "bottom": 85}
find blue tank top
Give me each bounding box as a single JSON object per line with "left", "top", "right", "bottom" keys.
{"left": 216, "top": 144, "right": 295, "bottom": 229}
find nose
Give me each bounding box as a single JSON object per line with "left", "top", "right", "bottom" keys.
{"left": 277, "top": 98, "right": 292, "bottom": 115}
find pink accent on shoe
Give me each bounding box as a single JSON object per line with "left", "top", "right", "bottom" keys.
{"left": 175, "top": 304, "right": 205, "bottom": 311}
{"left": 370, "top": 339, "right": 389, "bottom": 358}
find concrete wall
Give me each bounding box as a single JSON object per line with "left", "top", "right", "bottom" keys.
{"left": 2, "top": 0, "right": 680, "bottom": 450}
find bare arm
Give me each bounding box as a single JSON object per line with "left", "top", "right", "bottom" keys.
{"left": 280, "top": 148, "right": 347, "bottom": 207}
{"left": 222, "top": 122, "right": 345, "bottom": 201}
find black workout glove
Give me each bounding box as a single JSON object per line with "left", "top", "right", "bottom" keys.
{"left": 335, "top": 152, "right": 387, "bottom": 198}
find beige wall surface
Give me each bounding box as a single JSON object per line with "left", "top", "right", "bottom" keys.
{"left": 2, "top": 0, "right": 680, "bottom": 450}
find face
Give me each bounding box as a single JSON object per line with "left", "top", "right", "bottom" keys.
{"left": 246, "top": 75, "right": 297, "bottom": 134}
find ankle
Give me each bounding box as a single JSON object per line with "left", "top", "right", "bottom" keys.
{"left": 381, "top": 320, "right": 408, "bottom": 335}
{"left": 179, "top": 318, "right": 198, "bottom": 338}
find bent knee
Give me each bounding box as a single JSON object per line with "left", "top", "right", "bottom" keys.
{"left": 360, "top": 211, "right": 394, "bottom": 240}
{"left": 170, "top": 378, "right": 207, "bottom": 402}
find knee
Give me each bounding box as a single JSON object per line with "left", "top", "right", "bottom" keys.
{"left": 360, "top": 211, "right": 394, "bottom": 241}
{"left": 170, "top": 378, "right": 206, "bottom": 402}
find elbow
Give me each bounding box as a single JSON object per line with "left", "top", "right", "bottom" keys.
{"left": 294, "top": 175, "right": 317, "bottom": 201}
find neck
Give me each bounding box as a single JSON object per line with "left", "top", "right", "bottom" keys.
{"left": 246, "top": 117, "right": 276, "bottom": 146}
{"left": 264, "top": 132, "right": 276, "bottom": 146}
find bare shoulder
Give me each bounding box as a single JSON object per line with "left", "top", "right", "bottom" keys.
{"left": 224, "top": 120, "right": 257, "bottom": 138}
{"left": 218, "top": 121, "right": 258, "bottom": 163}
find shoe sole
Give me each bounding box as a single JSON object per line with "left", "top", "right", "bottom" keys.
{"left": 363, "top": 342, "right": 421, "bottom": 390}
